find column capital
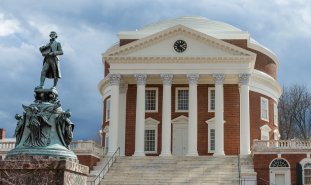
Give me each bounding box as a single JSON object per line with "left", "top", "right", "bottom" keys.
{"left": 239, "top": 73, "right": 251, "bottom": 85}
{"left": 212, "top": 74, "right": 225, "bottom": 85}
{"left": 134, "top": 74, "right": 147, "bottom": 85}
{"left": 119, "top": 83, "right": 128, "bottom": 93}
{"left": 187, "top": 73, "right": 199, "bottom": 85}
{"left": 160, "top": 74, "right": 173, "bottom": 85}
{"left": 109, "top": 74, "right": 121, "bottom": 85}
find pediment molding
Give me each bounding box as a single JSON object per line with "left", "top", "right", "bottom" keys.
{"left": 171, "top": 115, "right": 188, "bottom": 124}
{"left": 104, "top": 25, "right": 256, "bottom": 61}
{"left": 205, "top": 117, "right": 226, "bottom": 124}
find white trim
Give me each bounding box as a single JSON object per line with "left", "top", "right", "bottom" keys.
{"left": 205, "top": 118, "right": 226, "bottom": 154}
{"left": 105, "top": 98, "right": 111, "bottom": 122}
{"left": 144, "top": 117, "right": 160, "bottom": 154}
{"left": 274, "top": 103, "right": 278, "bottom": 126}
{"left": 274, "top": 129, "right": 281, "bottom": 140}
{"left": 145, "top": 87, "right": 159, "bottom": 113}
{"left": 269, "top": 158, "right": 291, "bottom": 185}
{"left": 260, "top": 124, "right": 271, "bottom": 141}
{"left": 208, "top": 87, "right": 215, "bottom": 112}
{"left": 175, "top": 87, "right": 189, "bottom": 112}
{"left": 260, "top": 97, "right": 269, "bottom": 122}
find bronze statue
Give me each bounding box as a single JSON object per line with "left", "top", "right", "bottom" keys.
{"left": 38, "top": 31, "right": 63, "bottom": 89}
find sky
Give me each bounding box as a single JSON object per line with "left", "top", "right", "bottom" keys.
{"left": 0, "top": 0, "right": 310, "bottom": 142}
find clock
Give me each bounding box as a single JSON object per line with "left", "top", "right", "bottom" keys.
{"left": 173, "top": 40, "right": 187, "bottom": 53}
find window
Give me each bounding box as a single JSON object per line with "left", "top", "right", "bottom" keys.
{"left": 105, "top": 98, "right": 111, "bottom": 122}
{"left": 145, "top": 130, "right": 156, "bottom": 152}
{"left": 145, "top": 88, "right": 158, "bottom": 112}
{"left": 274, "top": 103, "right": 278, "bottom": 126}
{"left": 261, "top": 97, "right": 269, "bottom": 121}
{"left": 209, "top": 129, "right": 215, "bottom": 152}
{"left": 260, "top": 124, "right": 271, "bottom": 141}
{"left": 144, "top": 118, "right": 159, "bottom": 154}
{"left": 175, "top": 87, "right": 189, "bottom": 112}
{"left": 208, "top": 87, "right": 215, "bottom": 112}
{"left": 304, "top": 163, "right": 311, "bottom": 185}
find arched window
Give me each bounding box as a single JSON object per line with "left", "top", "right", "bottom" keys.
{"left": 269, "top": 158, "right": 291, "bottom": 185}
{"left": 270, "top": 158, "right": 290, "bottom": 168}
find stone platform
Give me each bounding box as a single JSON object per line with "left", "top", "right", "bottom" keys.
{"left": 0, "top": 156, "right": 89, "bottom": 185}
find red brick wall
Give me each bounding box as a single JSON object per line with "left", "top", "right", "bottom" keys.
{"left": 120, "top": 39, "right": 138, "bottom": 46}
{"left": 253, "top": 154, "right": 307, "bottom": 185}
{"left": 0, "top": 129, "right": 5, "bottom": 140}
{"left": 104, "top": 61, "right": 110, "bottom": 77}
{"left": 250, "top": 91, "right": 277, "bottom": 143}
{"left": 223, "top": 39, "right": 277, "bottom": 80}
{"left": 125, "top": 84, "right": 137, "bottom": 156}
{"left": 77, "top": 155, "right": 100, "bottom": 171}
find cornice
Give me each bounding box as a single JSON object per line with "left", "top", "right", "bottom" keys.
{"left": 106, "top": 56, "right": 255, "bottom": 64}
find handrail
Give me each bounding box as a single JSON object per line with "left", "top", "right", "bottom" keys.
{"left": 237, "top": 149, "right": 241, "bottom": 184}
{"left": 258, "top": 177, "right": 273, "bottom": 185}
{"left": 87, "top": 147, "right": 120, "bottom": 185}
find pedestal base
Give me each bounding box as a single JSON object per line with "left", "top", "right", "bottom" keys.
{"left": 0, "top": 156, "right": 89, "bottom": 185}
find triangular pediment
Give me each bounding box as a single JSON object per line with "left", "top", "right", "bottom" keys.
{"left": 205, "top": 117, "right": 226, "bottom": 124}
{"left": 171, "top": 115, "right": 188, "bottom": 124}
{"left": 104, "top": 25, "right": 256, "bottom": 60}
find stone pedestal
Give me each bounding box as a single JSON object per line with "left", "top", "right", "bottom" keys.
{"left": 0, "top": 156, "right": 89, "bottom": 185}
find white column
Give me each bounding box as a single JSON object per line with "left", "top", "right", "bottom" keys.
{"left": 107, "top": 74, "right": 121, "bottom": 156}
{"left": 133, "top": 74, "right": 147, "bottom": 156}
{"left": 160, "top": 74, "right": 173, "bottom": 157}
{"left": 212, "top": 73, "right": 225, "bottom": 156}
{"left": 239, "top": 73, "right": 251, "bottom": 155}
{"left": 118, "top": 83, "right": 128, "bottom": 156}
{"left": 186, "top": 73, "right": 199, "bottom": 156}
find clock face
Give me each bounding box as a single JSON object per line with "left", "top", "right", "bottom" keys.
{"left": 174, "top": 40, "right": 187, "bottom": 53}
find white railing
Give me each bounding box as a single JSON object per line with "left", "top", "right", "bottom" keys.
{"left": 0, "top": 140, "right": 103, "bottom": 158}
{"left": 0, "top": 141, "right": 15, "bottom": 152}
{"left": 70, "top": 140, "right": 104, "bottom": 158}
{"left": 252, "top": 139, "right": 311, "bottom": 152}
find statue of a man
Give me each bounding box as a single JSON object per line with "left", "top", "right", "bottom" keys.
{"left": 37, "top": 31, "right": 63, "bottom": 89}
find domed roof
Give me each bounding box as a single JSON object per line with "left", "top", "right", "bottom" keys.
{"left": 139, "top": 16, "right": 242, "bottom": 33}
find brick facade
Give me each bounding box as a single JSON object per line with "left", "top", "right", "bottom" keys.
{"left": 250, "top": 91, "right": 277, "bottom": 142}
{"left": 253, "top": 154, "right": 307, "bottom": 185}
{"left": 76, "top": 155, "right": 100, "bottom": 171}
{"left": 0, "top": 129, "right": 5, "bottom": 140}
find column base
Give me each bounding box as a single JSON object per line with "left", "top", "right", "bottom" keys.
{"left": 160, "top": 152, "right": 172, "bottom": 157}
{"left": 107, "top": 150, "right": 118, "bottom": 157}
{"left": 133, "top": 151, "right": 145, "bottom": 157}
{"left": 186, "top": 151, "right": 199, "bottom": 156}
{"left": 213, "top": 152, "right": 225, "bottom": 156}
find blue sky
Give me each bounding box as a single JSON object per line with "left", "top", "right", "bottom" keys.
{"left": 0, "top": 0, "right": 310, "bottom": 142}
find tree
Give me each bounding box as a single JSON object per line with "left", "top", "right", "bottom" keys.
{"left": 278, "top": 84, "right": 311, "bottom": 139}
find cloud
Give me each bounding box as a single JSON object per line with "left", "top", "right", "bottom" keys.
{"left": 0, "top": 14, "right": 21, "bottom": 37}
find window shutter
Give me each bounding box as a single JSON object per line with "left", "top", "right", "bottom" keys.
{"left": 297, "top": 163, "right": 303, "bottom": 185}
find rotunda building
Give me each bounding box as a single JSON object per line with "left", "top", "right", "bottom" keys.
{"left": 98, "top": 16, "right": 281, "bottom": 157}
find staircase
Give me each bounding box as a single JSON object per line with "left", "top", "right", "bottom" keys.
{"left": 90, "top": 156, "right": 243, "bottom": 185}
{"left": 239, "top": 156, "right": 257, "bottom": 185}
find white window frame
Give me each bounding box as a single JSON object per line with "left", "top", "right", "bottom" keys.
{"left": 105, "top": 98, "right": 111, "bottom": 122}
{"left": 274, "top": 103, "right": 278, "bottom": 126}
{"left": 144, "top": 117, "right": 159, "bottom": 154}
{"left": 175, "top": 87, "right": 189, "bottom": 112}
{"left": 103, "top": 125, "right": 109, "bottom": 154}
{"left": 208, "top": 123, "right": 215, "bottom": 153}
{"left": 208, "top": 87, "right": 215, "bottom": 112}
{"left": 145, "top": 87, "right": 158, "bottom": 113}
{"left": 260, "top": 124, "right": 271, "bottom": 141}
{"left": 300, "top": 158, "right": 311, "bottom": 185}
{"left": 261, "top": 97, "right": 269, "bottom": 121}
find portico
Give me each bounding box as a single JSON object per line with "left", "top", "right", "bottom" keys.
{"left": 104, "top": 71, "right": 252, "bottom": 156}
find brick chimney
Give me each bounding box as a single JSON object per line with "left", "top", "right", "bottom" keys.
{"left": 0, "top": 128, "right": 5, "bottom": 140}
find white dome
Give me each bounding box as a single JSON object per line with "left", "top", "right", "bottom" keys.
{"left": 139, "top": 16, "right": 242, "bottom": 34}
